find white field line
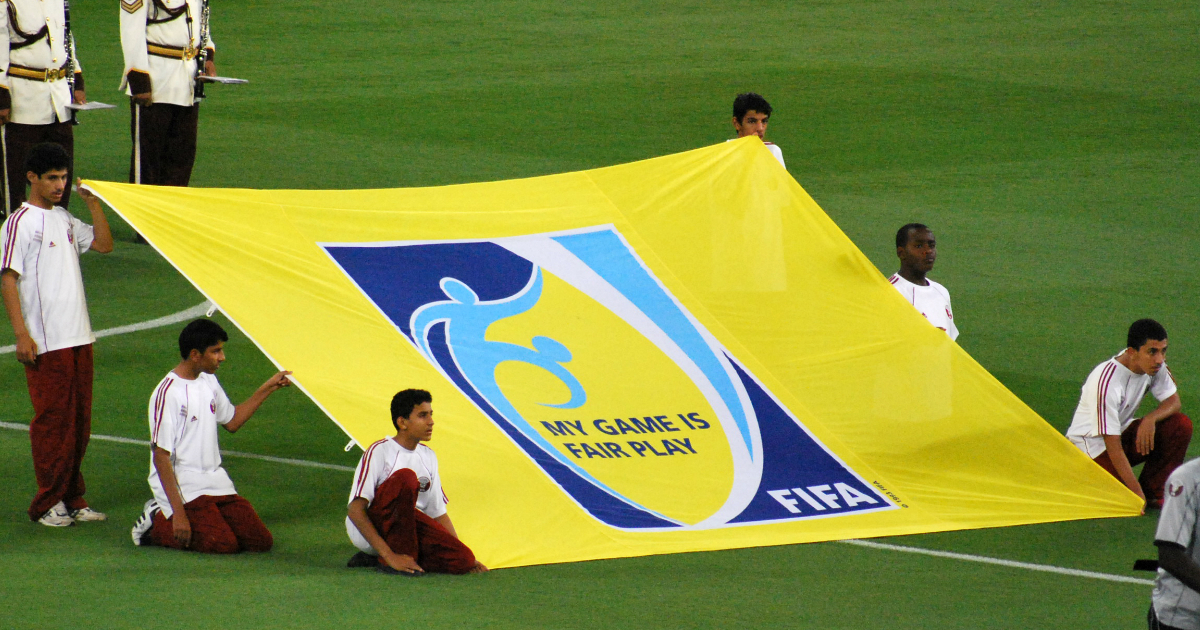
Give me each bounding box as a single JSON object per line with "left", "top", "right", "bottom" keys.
{"left": 0, "top": 427, "right": 1148, "bottom": 585}
{"left": 840, "top": 538, "right": 1154, "bottom": 586}
{"left": 0, "top": 421, "right": 354, "bottom": 472}
{"left": 0, "top": 300, "right": 215, "bottom": 354}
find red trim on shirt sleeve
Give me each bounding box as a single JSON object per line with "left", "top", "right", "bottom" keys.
{"left": 1096, "top": 364, "right": 1116, "bottom": 435}
{"left": 2, "top": 207, "right": 30, "bottom": 269}
{"left": 352, "top": 441, "right": 381, "bottom": 498}
{"left": 151, "top": 378, "right": 174, "bottom": 443}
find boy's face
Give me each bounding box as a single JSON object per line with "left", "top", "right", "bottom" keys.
{"left": 27, "top": 168, "right": 69, "bottom": 205}
{"left": 191, "top": 341, "right": 226, "bottom": 374}
{"left": 897, "top": 228, "right": 937, "bottom": 274}
{"left": 397, "top": 402, "right": 435, "bottom": 442}
{"left": 1128, "top": 339, "right": 1168, "bottom": 376}
{"left": 733, "top": 110, "right": 770, "bottom": 139}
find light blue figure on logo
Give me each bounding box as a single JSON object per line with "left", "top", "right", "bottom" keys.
{"left": 409, "top": 267, "right": 585, "bottom": 411}
{"left": 407, "top": 267, "right": 673, "bottom": 522}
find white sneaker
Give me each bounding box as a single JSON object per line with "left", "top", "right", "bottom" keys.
{"left": 70, "top": 507, "right": 108, "bottom": 522}
{"left": 131, "top": 499, "right": 159, "bottom": 546}
{"left": 37, "top": 501, "right": 75, "bottom": 527}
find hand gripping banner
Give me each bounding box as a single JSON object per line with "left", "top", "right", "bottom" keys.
{"left": 84, "top": 138, "right": 1141, "bottom": 568}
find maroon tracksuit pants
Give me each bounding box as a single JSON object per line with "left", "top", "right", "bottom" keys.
{"left": 25, "top": 344, "right": 92, "bottom": 521}
{"left": 368, "top": 469, "right": 477, "bottom": 574}
{"left": 148, "top": 494, "right": 273, "bottom": 554}
{"left": 1095, "top": 413, "right": 1192, "bottom": 506}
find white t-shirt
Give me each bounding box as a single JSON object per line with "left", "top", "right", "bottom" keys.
{"left": 727, "top": 138, "right": 786, "bottom": 168}
{"left": 146, "top": 370, "right": 237, "bottom": 518}
{"left": 0, "top": 203, "right": 96, "bottom": 354}
{"left": 764, "top": 142, "right": 785, "bottom": 168}
{"left": 1154, "top": 458, "right": 1200, "bottom": 630}
{"left": 1065, "top": 354, "right": 1177, "bottom": 458}
{"left": 889, "top": 273, "right": 958, "bottom": 340}
{"left": 345, "top": 437, "right": 448, "bottom": 554}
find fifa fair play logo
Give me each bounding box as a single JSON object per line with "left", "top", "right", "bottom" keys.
{"left": 324, "top": 226, "right": 894, "bottom": 530}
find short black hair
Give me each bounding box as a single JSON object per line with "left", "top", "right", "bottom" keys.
{"left": 24, "top": 143, "right": 70, "bottom": 178}
{"left": 896, "top": 223, "right": 930, "bottom": 248}
{"left": 391, "top": 389, "right": 432, "bottom": 429}
{"left": 1128, "top": 319, "right": 1167, "bottom": 350}
{"left": 733, "top": 93, "right": 773, "bottom": 122}
{"left": 178, "top": 318, "right": 228, "bottom": 359}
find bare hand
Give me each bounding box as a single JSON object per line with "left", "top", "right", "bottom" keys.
{"left": 132, "top": 92, "right": 152, "bottom": 106}
{"left": 384, "top": 553, "right": 424, "bottom": 575}
{"left": 1136, "top": 418, "right": 1157, "bottom": 456}
{"left": 0, "top": 108, "right": 9, "bottom": 125}
{"left": 173, "top": 512, "right": 192, "bottom": 548}
{"left": 260, "top": 370, "right": 292, "bottom": 394}
{"left": 468, "top": 561, "right": 489, "bottom": 574}
{"left": 73, "top": 89, "right": 86, "bottom": 105}
{"left": 15, "top": 334, "right": 37, "bottom": 365}
{"left": 204, "top": 60, "right": 216, "bottom": 77}
{"left": 75, "top": 178, "right": 95, "bottom": 202}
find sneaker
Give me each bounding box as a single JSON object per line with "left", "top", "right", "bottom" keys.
{"left": 347, "top": 551, "right": 377, "bottom": 568}
{"left": 131, "top": 499, "right": 159, "bottom": 546}
{"left": 70, "top": 507, "right": 108, "bottom": 522}
{"left": 37, "top": 501, "right": 75, "bottom": 527}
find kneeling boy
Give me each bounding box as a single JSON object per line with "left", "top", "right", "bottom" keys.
{"left": 1066, "top": 318, "right": 1190, "bottom": 509}
{"left": 131, "top": 318, "right": 292, "bottom": 552}
{"left": 346, "top": 389, "right": 486, "bottom": 575}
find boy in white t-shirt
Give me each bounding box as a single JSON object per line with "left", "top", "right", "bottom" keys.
{"left": 1066, "top": 319, "right": 1189, "bottom": 510}
{"left": 0, "top": 142, "right": 113, "bottom": 527}
{"left": 889, "top": 223, "right": 958, "bottom": 340}
{"left": 130, "top": 318, "right": 292, "bottom": 552}
{"left": 345, "top": 389, "right": 487, "bottom": 575}
{"left": 731, "top": 92, "right": 785, "bottom": 168}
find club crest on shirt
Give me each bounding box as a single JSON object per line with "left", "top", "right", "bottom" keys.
{"left": 945, "top": 307, "right": 953, "bottom": 319}
{"left": 322, "top": 225, "right": 895, "bottom": 531}
{"left": 67, "top": 232, "right": 74, "bottom": 244}
{"left": 1169, "top": 483, "right": 1184, "bottom": 497}
{"left": 417, "top": 476, "right": 432, "bottom": 492}
{"left": 210, "top": 400, "right": 216, "bottom": 413}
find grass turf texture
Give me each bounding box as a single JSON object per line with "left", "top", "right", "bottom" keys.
{"left": 0, "top": 0, "right": 1196, "bottom": 627}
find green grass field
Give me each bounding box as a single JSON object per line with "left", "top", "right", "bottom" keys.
{"left": 1, "top": 1, "right": 1197, "bottom": 627}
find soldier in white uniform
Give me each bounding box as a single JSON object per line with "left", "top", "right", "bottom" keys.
{"left": 1150, "top": 458, "right": 1200, "bottom": 630}
{"left": 0, "top": 0, "right": 85, "bottom": 216}
{"left": 889, "top": 223, "right": 959, "bottom": 340}
{"left": 120, "top": 0, "right": 214, "bottom": 189}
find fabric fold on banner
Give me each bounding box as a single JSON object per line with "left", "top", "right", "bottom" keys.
{"left": 83, "top": 137, "right": 1139, "bottom": 569}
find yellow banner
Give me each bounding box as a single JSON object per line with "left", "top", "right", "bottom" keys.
{"left": 84, "top": 138, "right": 1139, "bottom": 568}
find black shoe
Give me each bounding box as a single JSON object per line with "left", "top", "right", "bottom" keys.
{"left": 347, "top": 551, "right": 377, "bottom": 568}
